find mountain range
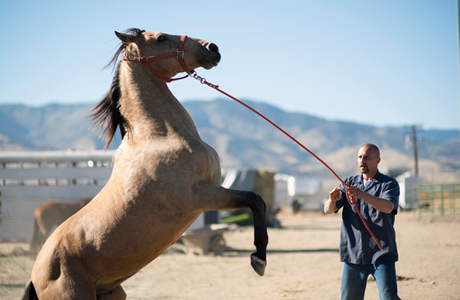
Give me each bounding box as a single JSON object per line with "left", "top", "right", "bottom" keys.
{"left": 1, "top": 99, "right": 459, "bottom": 183}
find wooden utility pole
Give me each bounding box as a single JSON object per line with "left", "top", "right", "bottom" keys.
{"left": 411, "top": 125, "right": 419, "bottom": 177}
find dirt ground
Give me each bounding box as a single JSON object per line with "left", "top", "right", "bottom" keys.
{"left": 1, "top": 210, "right": 459, "bottom": 300}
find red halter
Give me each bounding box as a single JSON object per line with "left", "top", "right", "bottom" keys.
{"left": 122, "top": 35, "right": 194, "bottom": 82}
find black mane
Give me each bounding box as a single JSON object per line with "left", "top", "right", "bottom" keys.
{"left": 90, "top": 28, "right": 143, "bottom": 149}
{"left": 90, "top": 64, "right": 129, "bottom": 149}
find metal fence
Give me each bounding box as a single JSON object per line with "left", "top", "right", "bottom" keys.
{"left": 0, "top": 150, "right": 115, "bottom": 241}
{"left": 415, "top": 183, "right": 460, "bottom": 218}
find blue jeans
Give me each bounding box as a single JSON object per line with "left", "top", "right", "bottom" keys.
{"left": 341, "top": 261, "right": 401, "bottom": 300}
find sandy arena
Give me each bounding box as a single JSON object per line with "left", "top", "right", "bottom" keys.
{"left": 1, "top": 210, "right": 459, "bottom": 300}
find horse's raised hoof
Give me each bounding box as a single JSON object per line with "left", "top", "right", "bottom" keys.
{"left": 250, "top": 253, "right": 266, "bottom": 276}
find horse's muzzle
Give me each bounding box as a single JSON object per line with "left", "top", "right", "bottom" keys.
{"left": 208, "top": 43, "right": 219, "bottom": 53}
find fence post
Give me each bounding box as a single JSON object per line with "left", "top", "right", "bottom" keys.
{"left": 440, "top": 184, "right": 444, "bottom": 216}
{"left": 417, "top": 184, "right": 422, "bottom": 219}
{"left": 453, "top": 186, "right": 457, "bottom": 214}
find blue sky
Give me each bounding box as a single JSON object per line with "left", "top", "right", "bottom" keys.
{"left": 0, "top": 0, "right": 459, "bottom": 130}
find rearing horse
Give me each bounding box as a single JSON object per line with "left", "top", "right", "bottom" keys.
{"left": 23, "top": 29, "right": 268, "bottom": 300}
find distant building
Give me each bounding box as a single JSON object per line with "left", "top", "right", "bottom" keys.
{"left": 275, "top": 174, "right": 323, "bottom": 211}
{"left": 396, "top": 171, "right": 423, "bottom": 210}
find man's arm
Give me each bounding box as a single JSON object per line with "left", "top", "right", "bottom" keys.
{"left": 346, "top": 186, "right": 395, "bottom": 214}
{"left": 324, "top": 187, "right": 341, "bottom": 214}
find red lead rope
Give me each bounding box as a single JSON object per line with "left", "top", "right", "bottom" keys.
{"left": 121, "top": 35, "right": 382, "bottom": 250}
{"left": 189, "top": 73, "right": 383, "bottom": 251}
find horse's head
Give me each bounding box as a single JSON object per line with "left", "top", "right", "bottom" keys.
{"left": 92, "top": 29, "right": 221, "bottom": 149}
{"left": 115, "top": 29, "right": 221, "bottom": 79}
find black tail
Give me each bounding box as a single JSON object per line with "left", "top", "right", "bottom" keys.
{"left": 22, "top": 280, "right": 38, "bottom": 300}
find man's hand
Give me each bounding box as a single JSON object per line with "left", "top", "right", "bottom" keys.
{"left": 346, "top": 186, "right": 362, "bottom": 198}
{"left": 324, "top": 187, "right": 342, "bottom": 214}
{"left": 329, "top": 187, "right": 342, "bottom": 202}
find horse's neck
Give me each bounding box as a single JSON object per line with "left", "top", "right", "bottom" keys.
{"left": 118, "top": 64, "right": 200, "bottom": 141}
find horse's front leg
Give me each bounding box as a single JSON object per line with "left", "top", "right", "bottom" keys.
{"left": 246, "top": 192, "right": 268, "bottom": 276}
{"left": 192, "top": 183, "right": 268, "bottom": 276}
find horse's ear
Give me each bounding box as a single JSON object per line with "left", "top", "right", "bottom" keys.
{"left": 115, "top": 31, "right": 138, "bottom": 44}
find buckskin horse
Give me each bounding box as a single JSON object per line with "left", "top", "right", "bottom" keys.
{"left": 23, "top": 29, "right": 268, "bottom": 300}
{"left": 29, "top": 198, "right": 91, "bottom": 254}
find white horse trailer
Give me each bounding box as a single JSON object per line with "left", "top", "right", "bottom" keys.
{"left": 396, "top": 171, "right": 423, "bottom": 210}
{"left": 275, "top": 174, "right": 323, "bottom": 211}
{"left": 0, "top": 150, "right": 114, "bottom": 241}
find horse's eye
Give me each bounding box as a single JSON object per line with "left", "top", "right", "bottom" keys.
{"left": 157, "top": 35, "right": 166, "bottom": 42}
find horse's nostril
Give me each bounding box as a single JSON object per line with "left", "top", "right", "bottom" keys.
{"left": 208, "top": 43, "right": 219, "bottom": 53}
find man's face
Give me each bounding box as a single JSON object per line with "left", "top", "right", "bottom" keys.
{"left": 357, "top": 146, "right": 380, "bottom": 175}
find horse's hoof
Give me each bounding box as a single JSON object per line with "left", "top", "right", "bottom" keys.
{"left": 250, "top": 253, "right": 266, "bottom": 276}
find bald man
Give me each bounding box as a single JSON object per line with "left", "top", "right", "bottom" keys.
{"left": 324, "top": 144, "right": 401, "bottom": 300}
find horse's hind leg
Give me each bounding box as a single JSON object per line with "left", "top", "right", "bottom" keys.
{"left": 192, "top": 183, "right": 268, "bottom": 275}
{"left": 29, "top": 219, "right": 45, "bottom": 254}
{"left": 22, "top": 280, "right": 38, "bottom": 300}
{"left": 97, "top": 286, "right": 126, "bottom": 300}
{"left": 29, "top": 220, "right": 40, "bottom": 254}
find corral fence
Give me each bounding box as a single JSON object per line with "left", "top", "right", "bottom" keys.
{"left": 415, "top": 183, "right": 460, "bottom": 219}
{"left": 0, "top": 150, "right": 115, "bottom": 241}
